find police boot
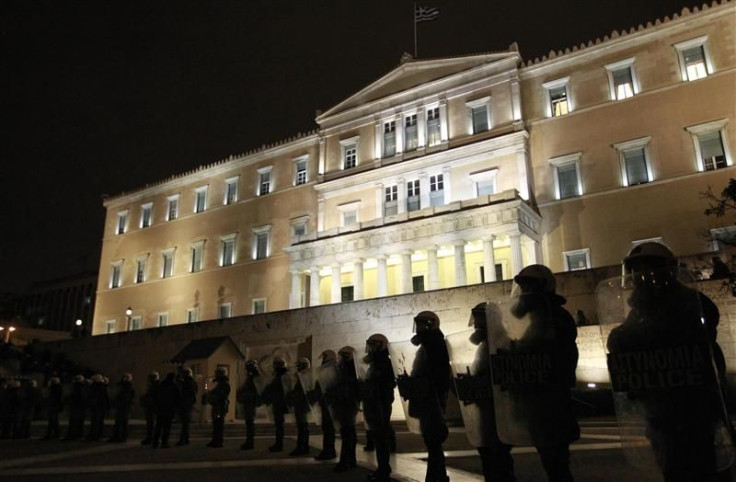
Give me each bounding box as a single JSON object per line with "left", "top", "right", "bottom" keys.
{"left": 314, "top": 450, "right": 337, "bottom": 461}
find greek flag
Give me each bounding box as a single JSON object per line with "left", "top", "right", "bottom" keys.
{"left": 415, "top": 6, "right": 440, "bottom": 23}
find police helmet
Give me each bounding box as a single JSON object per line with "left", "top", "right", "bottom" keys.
{"left": 148, "top": 371, "right": 160, "bottom": 382}
{"left": 296, "top": 357, "right": 311, "bottom": 371}
{"left": 413, "top": 311, "right": 440, "bottom": 332}
{"left": 514, "top": 264, "right": 557, "bottom": 294}
{"left": 214, "top": 366, "right": 228, "bottom": 377}
{"left": 319, "top": 349, "right": 337, "bottom": 365}
{"left": 623, "top": 242, "right": 676, "bottom": 272}
{"left": 272, "top": 356, "right": 286, "bottom": 369}
{"left": 337, "top": 346, "right": 355, "bottom": 363}
{"left": 49, "top": 377, "right": 61, "bottom": 386}
{"left": 365, "top": 334, "right": 389, "bottom": 353}
{"left": 122, "top": 373, "right": 133, "bottom": 382}
{"left": 182, "top": 368, "right": 193, "bottom": 377}
{"left": 73, "top": 374, "right": 85, "bottom": 383}
{"left": 90, "top": 374, "right": 104, "bottom": 383}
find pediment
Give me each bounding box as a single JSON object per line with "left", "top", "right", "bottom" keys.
{"left": 318, "top": 52, "right": 518, "bottom": 122}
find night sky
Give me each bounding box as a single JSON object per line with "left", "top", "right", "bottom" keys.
{"left": 0, "top": 0, "right": 704, "bottom": 293}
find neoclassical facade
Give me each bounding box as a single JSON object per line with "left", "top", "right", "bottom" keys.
{"left": 92, "top": 2, "right": 735, "bottom": 335}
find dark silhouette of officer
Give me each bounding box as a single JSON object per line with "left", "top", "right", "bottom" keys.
{"left": 5, "top": 380, "right": 20, "bottom": 439}
{"left": 108, "top": 373, "right": 135, "bottom": 443}
{"left": 0, "top": 378, "right": 12, "bottom": 439}
{"left": 313, "top": 349, "right": 338, "bottom": 461}
{"left": 85, "top": 374, "right": 109, "bottom": 441}
{"left": 140, "top": 371, "right": 159, "bottom": 445}
{"left": 287, "top": 357, "right": 312, "bottom": 456}
{"left": 237, "top": 360, "right": 260, "bottom": 450}
{"left": 152, "top": 372, "right": 181, "bottom": 448}
{"left": 263, "top": 356, "right": 289, "bottom": 453}
{"left": 361, "top": 334, "right": 396, "bottom": 482}
{"left": 176, "top": 368, "right": 197, "bottom": 446}
{"left": 43, "top": 377, "right": 63, "bottom": 440}
{"left": 206, "top": 366, "right": 230, "bottom": 448}
{"left": 328, "top": 346, "right": 360, "bottom": 473}
{"left": 63, "top": 374, "right": 86, "bottom": 440}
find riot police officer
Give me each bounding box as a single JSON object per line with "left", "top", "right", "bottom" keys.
{"left": 176, "top": 368, "right": 198, "bottom": 446}
{"left": 153, "top": 372, "right": 181, "bottom": 448}
{"left": 287, "top": 357, "right": 312, "bottom": 456}
{"left": 43, "top": 377, "right": 63, "bottom": 440}
{"left": 140, "top": 371, "right": 159, "bottom": 445}
{"left": 109, "top": 373, "right": 135, "bottom": 442}
{"left": 264, "top": 356, "right": 289, "bottom": 453}
{"left": 206, "top": 366, "right": 230, "bottom": 448}
{"left": 361, "top": 334, "right": 396, "bottom": 482}
{"left": 313, "top": 349, "right": 337, "bottom": 461}
{"left": 606, "top": 243, "right": 732, "bottom": 481}
{"left": 63, "top": 374, "right": 86, "bottom": 440}
{"left": 237, "top": 360, "right": 261, "bottom": 450}
{"left": 85, "top": 374, "right": 108, "bottom": 441}
{"left": 328, "top": 346, "right": 360, "bottom": 472}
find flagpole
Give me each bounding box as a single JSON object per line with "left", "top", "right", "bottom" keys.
{"left": 413, "top": 1, "right": 418, "bottom": 58}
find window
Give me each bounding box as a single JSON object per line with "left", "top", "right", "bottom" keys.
{"left": 710, "top": 227, "right": 736, "bottom": 252}
{"left": 157, "top": 313, "right": 169, "bottom": 327}
{"left": 293, "top": 223, "right": 307, "bottom": 237}
{"left": 252, "top": 225, "right": 271, "bottom": 260}
{"left": 543, "top": 78, "right": 571, "bottom": 117}
{"left": 218, "top": 303, "right": 232, "bottom": 319}
{"left": 194, "top": 186, "right": 207, "bottom": 213}
{"left": 110, "top": 261, "right": 122, "bottom": 289}
{"left": 294, "top": 156, "right": 308, "bottom": 185}
{"left": 614, "top": 137, "right": 652, "bottom": 187}
{"left": 190, "top": 241, "right": 205, "bottom": 272}
{"left": 686, "top": 119, "right": 731, "bottom": 172}
{"left": 140, "top": 203, "right": 153, "bottom": 228}
{"left": 106, "top": 320, "right": 116, "bottom": 334}
{"left": 467, "top": 97, "right": 490, "bottom": 134}
{"left": 224, "top": 177, "right": 239, "bottom": 205}
{"left": 404, "top": 114, "right": 418, "bottom": 151}
{"left": 167, "top": 195, "right": 179, "bottom": 221}
{"left": 340, "top": 136, "right": 359, "bottom": 169}
{"left": 383, "top": 121, "right": 396, "bottom": 158}
{"left": 406, "top": 180, "right": 421, "bottom": 212}
{"left": 605, "top": 58, "right": 638, "bottom": 100}
{"left": 427, "top": 107, "right": 442, "bottom": 147}
{"left": 338, "top": 201, "right": 360, "bottom": 227}
{"left": 187, "top": 308, "right": 199, "bottom": 323}
{"left": 253, "top": 299, "right": 266, "bottom": 314}
{"left": 290, "top": 216, "right": 309, "bottom": 242}
{"left": 470, "top": 169, "right": 498, "bottom": 196}
{"left": 135, "top": 256, "right": 148, "bottom": 284}
{"left": 412, "top": 275, "right": 425, "bottom": 293}
{"left": 549, "top": 153, "right": 582, "bottom": 200}
{"left": 220, "top": 235, "right": 236, "bottom": 267}
{"left": 675, "top": 37, "right": 711, "bottom": 82}
{"left": 384, "top": 185, "right": 398, "bottom": 216}
{"left": 162, "top": 249, "right": 175, "bottom": 278}
{"left": 116, "top": 211, "right": 128, "bottom": 235}
{"left": 129, "top": 316, "right": 142, "bottom": 331}
{"left": 341, "top": 286, "right": 354, "bottom": 302}
{"left": 257, "top": 167, "right": 272, "bottom": 196}
{"left": 563, "top": 249, "right": 591, "bottom": 271}
{"left": 430, "top": 174, "right": 444, "bottom": 207}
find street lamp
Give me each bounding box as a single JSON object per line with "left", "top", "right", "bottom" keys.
{"left": 0, "top": 326, "right": 16, "bottom": 344}
{"left": 75, "top": 319, "right": 83, "bottom": 327}
{"left": 125, "top": 307, "right": 132, "bottom": 331}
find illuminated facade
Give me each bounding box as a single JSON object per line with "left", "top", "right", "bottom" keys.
{"left": 93, "top": 2, "right": 735, "bottom": 335}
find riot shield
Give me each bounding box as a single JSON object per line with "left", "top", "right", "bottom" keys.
{"left": 387, "top": 339, "right": 430, "bottom": 435}
{"left": 355, "top": 352, "right": 382, "bottom": 431}
{"left": 597, "top": 268, "right": 734, "bottom": 474}
{"left": 446, "top": 329, "right": 495, "bottom": 448}
{"left": 487, "top": 293, "right": 571, "bottom": 447}
{"left": 297, "top": 368, "right": 321, "bottom": 425}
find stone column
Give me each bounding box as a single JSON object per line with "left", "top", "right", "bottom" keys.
{"left": 427, "top": 245, "right": 439, "bottom": 290}
{"left": 331, "top": 263, "right": 341, "bottom": 304}
{"left": 395, "top": 115, "right": 404, "bottom": 154}
{"left": 401, "top": 251, "right": 413, "bottom": 294}
{"left": 376, "top": 255, "right": 388, "bottom": 297}
{"left": 353, "top": 259, "right": 364, "bottom": 301}
{"left": 442, "top": 166, "right": 452, "bottom": 205}
{"left": 510, "top": 233, "right": 523, "bottom": 276}
{"left": 375, "top": 183, "right": 384, "bottom": 219}
{"left": 483, "top": 236, "right": 497, "bottom": 282}
{"left": 309, "top": 266, "right": 320, "bottom": 306}
{"left": 417, "top": 108, "right": 426, "bottom": 148}
{"left": 289, "top": 270, "right": 301, "bottom": 309}
{"left": 534, "top": 239, "right": 543, "bottom": 265}
{"left": 397, "top": 177, "right": 407, "bottom": 214}
{"left": 454, "top": 240, "right": 467, "bottom": 287}
{"left": 419, "top": 172, "right": 430, "bottom": 210}
{"left": 439, "top": 100, "right": 449, "bottom": 142}
{"left": 374, "top": 122, "right": 382, "bottom": 161}
{"left": 317, "top": 196, "right": 325, "bottom": 232}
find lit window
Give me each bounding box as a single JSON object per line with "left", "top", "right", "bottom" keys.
{"left": 218, "top": 303, "right": 232, "bottom": 319}
{"left": 294, "top": 156, "right": 308, "bottom": 185}
{"left": 257, "top": 166, "right": 272, "bottom": 196}
{"left": 467, "top": 97, "right": 490, "bottom": 134}
{"left": 167, "top": 195, "right": 179, "bottom": 221}
{"left": 383, "top": 121, "right": 396, "bottom": 158}
{"left": 614, "top": 137, "right": 652, "bottom": 187}
{"left": 220, "top": 235, "right": 236, "bottom": 267}
{"left": 605, "top": 58, "right": 638, "bottom": 100}
{"left": 563, "top": 249, "right": 590, "bottom": 271}
{"left": 407, "top": 180, "right": 421, "bottom": 212}
{"left": 106, "top": 320, "right": 116, "bottom": 334}
{"left": 549, "top": 153, "right": 583, "bottom": 200}
{"left": 252, "top": 225, "right": 271, "bottom": 260}
{"left": 140, "top": 203, "right": 153, "bottom": 228}
{"left": 427, "top": 107, "right": 442, "bottom": 147}
{"left": 110, "top": 261, "right": 123, "bottom": 288}
{"left": 686, "top": 119, "right": 731, "bottom": 172}
{"left": 129, "top": 316, "right": 142, "bottom": 331}
{"left": 543, "top": 78, "right": 571, "bottom": 117}
{"left": 224, "top": 177, "right": 239, "bottom": 205}
{"left": 675, "top": 37, "right": 711, "bottom": 82}
{"left": 290, "top": 215, "right": 309, "bottom": 243}
{"left": 194, "top": 186, "right": 207, "bottom": 213}
{"left": 162, "top": 249, "right": 175, "bottom": 278}
{"left": 135, "top": 256, "right": 148, "bottom": 284}
{"left": 157, "top": 313, "right": 169, "bottom": 327}
{"left": 190, "top": 241, "right": 205, "bottom": 272}
{"left": 253, "top": 299, "right": 266, "bottom": 314}
{"left": 187, "top": 308, "right": 199, "bottom": 323}
{"left": 404, "top": 114, "right": 418, "bottom": 151}
{"left": 293, "top": 223, "right": 307, "bottom": 237}
{"left": 384, "top": 185, "right": 398, "bottom": 216}
{"left": 470, "top": 169, "right": 498, "bottom": 196}
{"left": 429, "top": 174, "right": 444, "bottom": 207}
{"left": 338, "top": 201, "right": 361, "bottom": 227}
{"left": 341, "top": 136, "right": 359, "bottom": 169}
{"left": 116, "top": 211, "right": 128, "bottom": 235}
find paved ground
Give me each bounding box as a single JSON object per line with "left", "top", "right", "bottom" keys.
{"left": 1, "top": 420, "right": 734, "bottom": 481}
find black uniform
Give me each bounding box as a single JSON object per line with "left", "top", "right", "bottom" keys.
{"left": 139, "top": 377, "right": 159, "bottom": 445}
{"left": 16, "top": 381, "right": 40, "bottom": 439}
{"left": 44, "top": 382, "right": 64, "bottom": 439}
{"left": 207, "top": 374, "right": 230, "bottom": 448}
{"left": 176, "top": 374, "right": 197, "bottom": 446}
{"left": 63, "top": 379, "right": 86, "bottom": 440}
{"left": 327, "top": 358, "right": 360, "bottom": 472}
{"left": 153, "top": 373, "right": 181, "bottom": 448}
{"left": 362, "top": 349, "right": 396, "bottom": 481}
{"left": 0, "top": 380, "right": 10, "bottom": 439}
{"left": 109, "top": 379, "right": 135, "bottom": 442}
{"left": 263, "top": 369, "right": 289, "bottom": 452}
{"left": 314, "top": 382, "right": 337, "bottom": 460}
{"left": 237, "top": 374, "right": 259, "bottom": 450}
{"left": 85, "top": 380, "right": 109, "bottom": 441}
